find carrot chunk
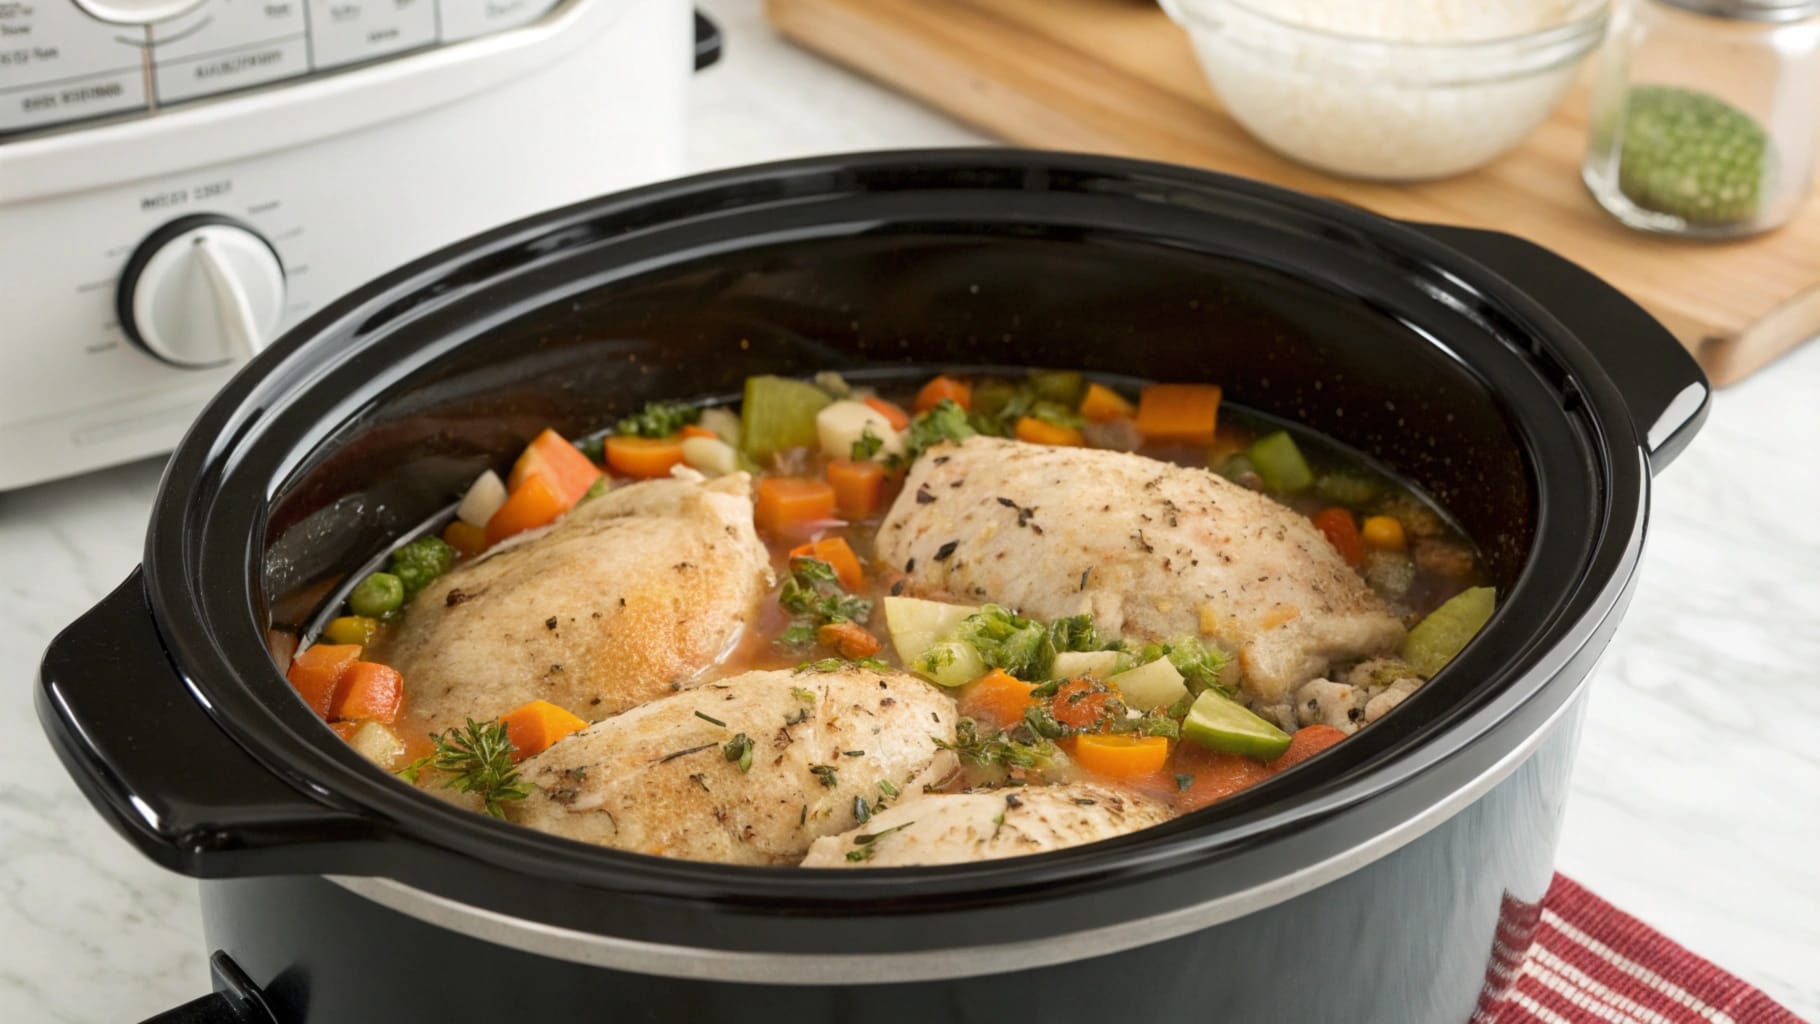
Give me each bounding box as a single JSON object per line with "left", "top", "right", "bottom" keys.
{"left": 285, "top": 643, "right": 363, "bottom": 719}
{"left": 1135, "top": 384, "right": 1222, "bottom": 445}
{"left": 1072, "top": 734, "right": 1171, "bottom": 781}
{"left": 1312, "top": 507, "right": 1365, "bottom": 567}
{"left": 485, "top": 474, "right": 567, "bottom": 545}
{"left": 862, "top": 396, "right": 912, "bottom": 431}
{"left": 681, "top": 424, "right": 720, "bottom": 440}
{"left": 755, "top": 477, "right": 837, "bottom": 538}
{"left": 1081, "top": 383, "right": 1136, "bottom": 423}
{"left": 605, "top": 436, "right": 686, "bottom": 479}
{"left": 817, "top": 621, "right": 883, "bottom": 660}
{"left": 1014, "top": 416, "right": 1085, "bottom": 447}
{"left": 1050, "top": 679, "right": 1118, "bottom": 732}
{"left": 442, "top": 520, "right": 489, "bottom": 559}
{"left": 507, "top": 428, "right": 603, "bottom": 506}
{"left": 1172, "top": 743, "right": 1272, "bottom": 812}
{"left": 1268, "top": 724, "right": 1348, "bottom": 774}
{"left": 499, "top": 699, "right": 589, "bottom": 762}
{"left": 788, "top": 536, "right": 864, "bottom": 590}
{"left": 329, "top": 661, "right": 404, "bottom": 724}
{"left": 825, "top": 459, "right": 887, "bottom": 519}
{"left": 915, "top": 375, "right": 972, "bottom": 413}
{"left": 959, "top": 669, "right": 1038, "bottom": 729}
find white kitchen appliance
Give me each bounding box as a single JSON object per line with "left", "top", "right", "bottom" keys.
{"left": 0, "top": 0, "right": 703, "bottom": 490}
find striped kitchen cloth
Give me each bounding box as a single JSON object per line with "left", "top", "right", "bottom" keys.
{"left": 1475, "top": 875, "right": 1806, "bottom": 1024}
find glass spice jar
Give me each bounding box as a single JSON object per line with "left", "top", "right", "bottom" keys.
{"left": 1584, "top": 0, "right": 1820, "bottom": 238}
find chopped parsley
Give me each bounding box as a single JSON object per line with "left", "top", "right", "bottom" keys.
{"left": 850, "top": 427, "right": 885, "bottom": 461}
{"left": 796, "top": 656, "right": 891, "bottom": 674}
{"left": 723, "top": 733, "right": 754, "bottom": 773}
{"left": 615, "top": 401, "right": 701, "bottom": 438}
{"left": 935, "top": 718, "right": 1057, "bottom": 769}
{"left": 843, "top": 820, "right": 916, "bottom": 862}
{"left": 953, "top": 605, "right": 1105, "bottom": 682}
{"left": 901, "top": 399, "right": 977, "bottom": 462}
{"left": 853, "top": 796, "right": 872, "bottom": 824}
{"left": 810, "top": 764, "right": 839, "bottom": 788}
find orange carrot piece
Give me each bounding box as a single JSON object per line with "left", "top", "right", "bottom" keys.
{"left": 1135, "top": 384, "right": 1222, "bottom": 445}
{"left": 681, "top": 424, "right": 720, "bottom": 440}
{"left": 1049, "top": 679, "right": 1118, "bottom": 732}
{"left": 499, "top": 699, "right": 589, "bottom": 762}
{"left": 329, "top": 661, "right": 404, "bottom": 724}
{"left": 788, "top": 536, "right": 864, "bottom": 590}
{"left": 1072, "top": 734, "right": 1171, "bottom": 781}
{"left": 1173, "top": 744, "right": 1272, "bottom": 812}
{"left": 914, "top": 375, "right": 972, "bottom": 413}
{"left": 1312, "top": 507, "right": 1365, "bottom": 567}
{"left": 1080, "top": 382, "right": 1137, "bottom": 423}
{"left": 755, "top": 477, "right": 837, "bottom": 538}
{"left": 863, "top": 396, "right": 912, "bottom": 431}
{"left": 959, "top": 669, "right": 1038, "bottom": 729}
{"left": 285, "top": 643, "right": 363, "bottom": 719}
{"left": 605, "top": 435, "right": 686, "bottom": 479}
{"left": 508, "top": 428, "right": 603, "bottom": 506}
{"left": 817, "top": 621, "right": 883, "bottom": 660}
{"left": 485, "top": 474, "right": 567, "bottom": 545}
{"left": 1268, "top": 724, "right": 1348, "bottom": 775}
{"left": 825, "top": 459, "right": 887, "bottom": 519}
{"left": 1014, "top": 416, "right": 1085, "bottom": 447}
{"left": 442, "top": 520, "right": 489, "bottom": 559}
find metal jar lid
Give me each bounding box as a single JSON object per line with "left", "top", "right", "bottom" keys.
{"left": 1658, "top": 0, "right": 1820, "bottom": 21}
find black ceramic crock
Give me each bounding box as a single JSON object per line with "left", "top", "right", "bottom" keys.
{"left": 37, "top": 151, "right": 1709, "bottom": 1024}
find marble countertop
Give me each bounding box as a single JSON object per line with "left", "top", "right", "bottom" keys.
{"left": 2, "top": 2, "right": 1815, "bottom": 1019}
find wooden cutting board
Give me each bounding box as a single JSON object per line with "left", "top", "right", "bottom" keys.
{"left": 766, "top": 0, "right": 1820, "bottom": 386}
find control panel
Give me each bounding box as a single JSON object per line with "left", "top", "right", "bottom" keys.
{"left": 0, "top": 0, "right": 561, "bottom": 134}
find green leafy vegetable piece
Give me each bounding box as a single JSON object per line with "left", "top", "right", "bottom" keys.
{"left": 1402, "top": 586, "right": 1496, "bottom": 678}
{"left": 903, "top": 399, "right": 978, "bottom": 461}
{"left": 851, "top": 427, "right": 885, "bottom": 461}
{"left": 1247, "top": 431, "right": 1314, "bottom": 494}
{"left": 935, "top": 718, "right": 1057, "bottom": 769}
{"left": 616, "top": 401, "right": 702, "bottom": 439}
{"left": 740, "top": 376, "right": 832, "bottom": 459}
{"left": 1164, "top": 635, "right": 1232, "bottom": 696}
{"left": 955, "top": 605, "right": 1054, "bottom": 680}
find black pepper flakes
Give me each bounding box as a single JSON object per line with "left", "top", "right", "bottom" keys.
{"left": 933, "top": 540, "right": 959, "bottom": 562}
{"left": 545, "top": 616, "right": 559, "bottom": 631}
{"left": 915, "top": 485, "right": 936, "bottom": 505}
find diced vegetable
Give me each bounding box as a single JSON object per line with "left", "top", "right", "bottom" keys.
{"left": 741, "top": 375, "right": 832, "bottom": 458}
{"left": 498, "top": 699, "right": 589, "bottom": 762}
{"left": 329, "top": 721, "right": 359, "bottom": 741}
{"left": 1081, "top": 382, "right": 1136, "bottom": 423}
{"left": 322, "top": 615, "right": 379, "bottom": 647}
{"left": 914, "top": 375, "right": 972, "bottom": 413}
{"left": 1049, "top": 679, "right": 1118, "bottom": 732}
{"left": 960, "top": 669, "right": 1038, "bottom": 727}
{"left": 789, "top": 537, "right": 864, "bottom": 591}
{"left": 817, "top": 621, "right": 883, "bottom": 660}
{"left": 1314, "top": 471, "right": 1380, "bottom": 507}
{"left": 681, "top": 435, "right": 739, "bottom": 477}
{"left": 606, "top": 435, "right": 686, "bottom": 479}
{"left": 442, "top": 520, "right": 488, "bottom": 559}
{"left": 681, "top": 424, "right": 720, "bottom": 440}
{"left": 1268, "top": 724, "right": 1348, "bottom": 774}
{"left": 1363, "top": 550, "right": 1416, "bottom": 601}
{"left": 330, "top": 661, "right": 404, "bottom": 724}
{"left": 862, "top": 396, "right": 912, "bottom": 431}
{"left": 1402, "top": 586, "right": 1496, "bottom": 677}
{"left": 1049, "top": 650, "right": 1122, "bottom": 680}
{"left": 1027, "top": 370, "right": 1087, "bottom": 409}
{"left": 883, "top": 596, "right": 981, "bottom": 663}
{"left": 1247, "top": 431, "right": 1313, "bottom": 493}
{"left": 348, "top": 572, "right": 405, "bottom": 619}
{"left": 485, "top": 473, "right": 567, "bottom": 545}
{"left": 699, "top": 407, "right": 742, "bottom": 447}
{"left": 285, "top": 643, "right": 363, "bottom": 719}
{"left": 1014, "top": 416, "right": 1085, "bottom": 447}
{"left": 1182, "top": 690, "right": 1292, "bottom": 760}
{"left": 913, "top": 640, "right": 988, "bottom": 688}
{"left": 903, "top": 399, "right": 978, "bottom": 460}
{"left": 508, "top": 428, "right": 604, "bottom": 507}
{"left": 825, "top": 459, "right": 887, "bottom": 519}
{"left": 1361, "top": 515, "right": 1406, "bottom": 551}
{"left": 389, "top": 535, "right": 456, "bottom": 598}
{"left": 1109, "top": 656, "right": 1188, "bottom": 711}
{"left": 347, "top": 720, "right": 407, "bottom": 770}
{"left": 754, "top": 476, "right": 837, "bottom": 537}
{"left": 1312, "top": 507, "right": 1365, "bottom": 566}
{"left": 1072, "top": 734, "right": 1170, "bottom": 780}
{"left": 1174, "top": 744, "right": 1272, "bottom": 812}
{"left": 815, "top": 400, "right": 905, "bottom": 462}
{"left": 616, "top": 401, "right": 701, "bottom": 439}
{"left": 1135, "top": 384, "right": 1222, "bottom": 445}
{"left": 969, "top": 379, "right": 1019, "bottom": 420}
{"left": 455, "top": 470, "right": 507, "bottom": 528}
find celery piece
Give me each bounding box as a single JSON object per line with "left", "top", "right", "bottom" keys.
{"left": 1182, "top": 690, "right": 1292, "bottom": 760}
{"left": 740, "top": 376, "right": 832, "bottom": 459}
{"left": 1247, "top": 431, "right": 1314, "bottom": 493}
{"left": 912, "top": 640, "right": 988, "bottom": 688}
{"left": 1049, "top": 650, "right": 1122, "bottom": 681}
{"left": 1402, "top": 586, "right": 1496, "bottom": 678}
{"left": 1028, "top": 370, "right": 1087, "bottom": 409}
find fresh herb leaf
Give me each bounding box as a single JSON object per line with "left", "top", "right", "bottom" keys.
{"left": 403, "top": 718, "right": 532, "bottom": 819}
{"left": 844, "top": 819, "right": 916, "bottom": 861}
{"left": 779, "top": 558, "right": 873, "bottom": 627}
{"left": 903, "top": 399, "right": 978, "bottom": 461}
{"left": 810, "top": 764, "right": 839, "bottom": 788}
{"left": 1164, "top": 635, "right": 1234, "bottom": 696}
{"left": 774, "top": 623, "right": 818, "bottom": 651}
{"left": 850, "top": 427, "right": 885, "bottom": 461}
{"left": 694, "top": 711, "right": 727, "bottom": 728}
{"left": 853, "top": 796, "right": 872, "bottom": 824}
{"left": 1175, "top": 774, "right": 1194, "bottom": 792}
{"left": 935, "top": 718, "right": 1056, "bottom": 769}
{"left": 791, "top": 686, "right": 819, "bottom": 704}
{"left": 723, "top": 733, "right": 754, "bottom": 773}
{"left": 574, "top": 436, "right": 605, "bottom": 463}
{"left": 955, "top": 605, "right": 1054, "bottom": 680}
{"left": 615, "top": 401, "right": 702, "bottom": 439}
{"left": 796, "top": 656, "right": 890, "bottom": 674}
{"left": 877, "top": 779, "right": 899, "bottom": 798}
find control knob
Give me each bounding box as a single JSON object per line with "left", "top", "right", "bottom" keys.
{"left": 118, "top": 215, "right": 286, "bottom": 369}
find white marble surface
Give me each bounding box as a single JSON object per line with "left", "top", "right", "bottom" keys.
{"left": 1, "top": 2, "right": 1815, "bottom": 1020}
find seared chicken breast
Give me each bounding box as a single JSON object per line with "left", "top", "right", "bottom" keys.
{"left": 375, "top": 473, "right": 771, "bottom": 734}
{"left": 513, "top": 666, "right": 959, "bottom": 865}
{"left": 877, "top": 438, "right": 1405, "bottom": 707}
{"left": 800, "top": 783, "right": 1171, "bottom": 867}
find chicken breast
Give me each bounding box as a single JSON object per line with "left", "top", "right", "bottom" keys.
{"left": 513, "top": 666, "right": 959, "bottom": 865}
{"left": 877, "top": 438, "right": 1405, "bottom": 708}
{"left": 375, "top": 473, "right": 771, "bottom": 734}
{"left": 800, "top": 783, "right": 1171, "bottom": 868}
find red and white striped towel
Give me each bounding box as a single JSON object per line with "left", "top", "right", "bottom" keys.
{"left": 1474, "top": 875, "right": 1806, "bottom": 1024}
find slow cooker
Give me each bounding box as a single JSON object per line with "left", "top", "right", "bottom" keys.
{"left": 0, "top": 0, "right": 718, "bottom": 491}
{"left": 37, "top": 151, "right": 1709, "bottom": 1024}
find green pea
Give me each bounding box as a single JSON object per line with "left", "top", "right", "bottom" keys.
{"left": 349, "top": 572, "right": 405, "bottom": 618}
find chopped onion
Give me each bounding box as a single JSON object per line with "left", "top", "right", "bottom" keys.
{"left": 681, "top": 436, "right": 739, "bottom": 477}
{"left": 456, "top": 470, "right": 507, "bottom": 528}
